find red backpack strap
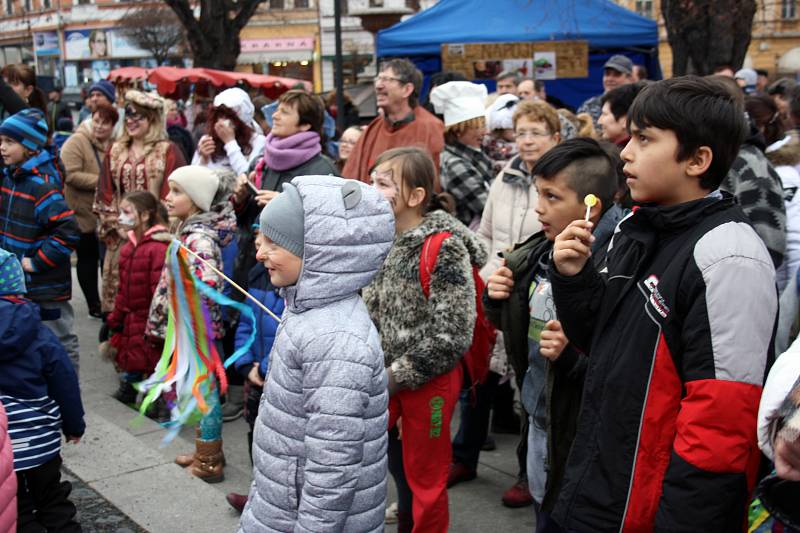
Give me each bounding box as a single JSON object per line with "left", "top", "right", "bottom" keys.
{"left": 419, "top": 231, "right": 452, "bottom": 298}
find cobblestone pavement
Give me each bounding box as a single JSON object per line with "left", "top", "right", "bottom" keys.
{"left": 62, "top": 467, "right": 146, "bottom": 533}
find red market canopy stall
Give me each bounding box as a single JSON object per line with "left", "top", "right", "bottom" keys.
{"left": 107, "top": 66, "right": 311, "bottom": 99}
{"left": 107, "top": 66, "right": 149, "bottom": 84}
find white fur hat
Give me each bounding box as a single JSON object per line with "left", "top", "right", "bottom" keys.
{"left": 213, "top": 87, "right": 255, "bottom": 127}
{"left": 168, "top": 165, "right": 220, "bottom": 212}
{"left": 430, "top": 81, "right": 488, "bottom": 128}
{"left": 486, "top": 94, "right": 519, "bottom": 131}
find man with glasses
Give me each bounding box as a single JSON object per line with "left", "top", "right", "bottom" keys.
{"left": 342, "top": 59, "right": 444, "bottom": 187}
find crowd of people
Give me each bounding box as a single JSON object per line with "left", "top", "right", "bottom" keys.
{"left": 0, "top": 55, "right": 799, "bottom": 533}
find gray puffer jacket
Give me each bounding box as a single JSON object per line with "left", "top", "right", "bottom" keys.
{"left": 239, "top": 175, "right": 395, "bottom": 533}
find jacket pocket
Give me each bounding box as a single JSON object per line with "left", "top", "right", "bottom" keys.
{"left": 284, "top": 456, "right": 298, "bottom": 510}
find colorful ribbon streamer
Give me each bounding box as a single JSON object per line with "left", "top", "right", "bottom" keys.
{"left": 135, "top": 240, "right": 257, "bottom": 444}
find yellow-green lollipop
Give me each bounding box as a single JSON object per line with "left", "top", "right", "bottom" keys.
{"left": 583, "top": 194, "right": 598, "bottom": 221}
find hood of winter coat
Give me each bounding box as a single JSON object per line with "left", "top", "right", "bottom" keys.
{"left": 179, "top": 170, "right": 237, "bottom": 248}
{"left": 285, "top": 175, "right": 395, "bottom": 312}
{"left": 0, "top": 299, "right": 38, "bottom": 359}
{"left": 394, "top": 209, "right": 488, "bottom": 268}
{"left": 766, "top": 135, "right": 800, "bottom": 168}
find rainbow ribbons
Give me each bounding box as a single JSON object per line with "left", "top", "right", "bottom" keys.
{"left": 136, "top": 240, "right": 257, "bottom": 444}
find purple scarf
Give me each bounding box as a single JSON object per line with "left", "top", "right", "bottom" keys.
{"left": 262, "top": 131, "right": 321, "bottom": 172}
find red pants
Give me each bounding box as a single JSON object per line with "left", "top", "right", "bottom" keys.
{"left": 389, "top": 365, "right": 463, "bottom": 533}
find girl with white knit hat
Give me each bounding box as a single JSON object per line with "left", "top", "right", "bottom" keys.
{"left": 146, "top": 165, "right": 238, "bottom": 483}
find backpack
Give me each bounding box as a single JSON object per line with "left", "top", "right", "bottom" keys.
{"left": 419, "top": 232, "right": 496, "bottom": 394}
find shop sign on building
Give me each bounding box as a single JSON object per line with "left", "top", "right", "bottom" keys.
{"left": 33, "top": 32, "right": 60, "bottom": 57}
{"left": 65, "top": 29, "right": 149, "bottom": 60}
{"left": 241, "top": 37, "right": 315, "bottom": 53}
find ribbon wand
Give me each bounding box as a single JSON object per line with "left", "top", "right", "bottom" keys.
{"left": 179, "top": 243, "right": 281, "bottom": 324}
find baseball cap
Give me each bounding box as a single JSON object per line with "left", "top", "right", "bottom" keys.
{"left": 604, "top": 55, "right": 634, "bottom": 75}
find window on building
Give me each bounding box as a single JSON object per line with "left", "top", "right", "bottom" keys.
{"left": 782, "top": 0, "right": 797, "bottom": 19}
{"left": 634, "top": 0, "right": 653, "bottom": 18}
{"left": 42, "top": 0, "right": 51, "bottom": 7}
{"left": 269, "top": 0, "right": 284, "bottom": 8}
{"left": 338, "top": 0, "right": 348, "bottom": 15}
{"left": 369, "top": 0, "right": 385, "bottom": 7}
{"left": 75, "top": 0, "right": 93, "bottom": 4}
{"left": 24, "top": 0, "right": 30, "bottom": 10}
{"left": 5, "top": 0, "right": 12, "bottom": 14}
{"left": 295, "top": 0, "right": 309, "bottom": 7}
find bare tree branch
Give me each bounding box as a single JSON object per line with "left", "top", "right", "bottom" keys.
{"left": 118, "top": 5, "right": 186, "bottom": 66}
{"left": 163, "top": 0, "right": 266, "bottom": 70}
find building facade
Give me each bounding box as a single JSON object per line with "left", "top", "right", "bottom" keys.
{"left": 237, "top": 0, "right": 321, "bottom": 89}
{"left": 0, "top": 0, "right": 173, "bottom": 91}
{"left": 615, "top": 0, "right": 800, "bottom": 79}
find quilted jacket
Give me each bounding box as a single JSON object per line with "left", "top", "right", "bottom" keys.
{"left": 107, "top": 225, "right": 171, "bottom": 374}
{"left": 239, "top": 175, "right": 394, "bottom": 533}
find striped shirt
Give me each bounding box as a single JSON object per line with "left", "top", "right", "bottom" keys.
{"left": 0, "top": 394, "right": 62, "bottom": 471}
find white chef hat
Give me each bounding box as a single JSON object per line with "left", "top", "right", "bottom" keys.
{"left": 486, "top": 94, "right": 519, "bottom": 131}
{"left": 430, "top": 81, "right": 488, "bottom": 128}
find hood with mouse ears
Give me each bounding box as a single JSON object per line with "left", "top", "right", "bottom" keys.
{"left": 283, "top": 175, "right": 395, "bottom": 312}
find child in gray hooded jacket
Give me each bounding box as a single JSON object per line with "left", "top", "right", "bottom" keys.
{"left": 238, "top": 175, "right": 395, "bottom": 533}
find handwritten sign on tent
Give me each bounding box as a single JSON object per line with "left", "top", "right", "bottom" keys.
{"left": 442, "top": 41, "right": 588, "bottom": 80}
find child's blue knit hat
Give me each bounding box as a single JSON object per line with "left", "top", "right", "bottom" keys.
{"left": 0, "top": 249, "right": 26, "bottom": 296}
{"left": 0, "top": 109, "right": 48, "bottom": 151}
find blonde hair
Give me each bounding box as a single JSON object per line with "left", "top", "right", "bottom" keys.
{"left": 444, "top": 116, "right": 485, "bottom": 145}
{"left": 117, "top": 101, "right": 167, "bottom": 148}
{"left": 512, "top": 100, "right": 560, "bottom": 135}
{"left": 576, "top": 112, "right": 599, "bottom": 139}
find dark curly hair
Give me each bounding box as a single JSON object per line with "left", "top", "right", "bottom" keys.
{"left": 207, "top": 104, "right": 254, "bottom": 162}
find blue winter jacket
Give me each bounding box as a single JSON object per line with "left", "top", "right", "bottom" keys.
{"left": 0, "top": 297, "right": 85, "bottom": 471}
{"left": 234, "top": 263, "right": 285, "bottom": 379}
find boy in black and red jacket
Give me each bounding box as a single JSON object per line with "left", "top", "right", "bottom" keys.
{"left": 550, "top": 76, "right": 777, "bottom": 531}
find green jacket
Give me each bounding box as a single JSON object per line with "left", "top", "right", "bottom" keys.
{"left": 482, "top": 204, "right": 628, "bottom": 512}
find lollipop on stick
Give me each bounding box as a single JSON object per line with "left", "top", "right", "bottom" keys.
{"left": 584, "top": 194, "right": 598, "bottom": 222}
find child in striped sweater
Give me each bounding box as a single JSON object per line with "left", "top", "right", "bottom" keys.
{"left": 0, "top": 249, "right": 85, "bottom": 532}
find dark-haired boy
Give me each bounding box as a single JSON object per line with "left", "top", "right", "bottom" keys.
{"left": 551, "top": 76, "right": 776, "bottom": 531}
{"left": 483, "top": 137, "right": 626, "bottom": 532}
{"left": 598, "top": 81, "right": 647, "bottom": 147}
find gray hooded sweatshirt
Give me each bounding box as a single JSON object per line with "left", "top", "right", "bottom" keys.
{"left": 239, "top": 175, "right": 395, "bottom": 533}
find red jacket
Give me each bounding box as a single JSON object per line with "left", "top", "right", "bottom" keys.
{"left": 107, "top": 225, "right": 171, "bottom": 374}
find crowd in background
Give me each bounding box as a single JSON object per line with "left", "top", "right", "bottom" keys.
{"left": 0, "top": 55, "right": 799, "bottom": 533}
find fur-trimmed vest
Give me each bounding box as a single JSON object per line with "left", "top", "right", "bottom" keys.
{"left": 364, "top": 210, "right": 488, "bottom": 390}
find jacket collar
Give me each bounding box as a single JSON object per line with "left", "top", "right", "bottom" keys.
{"left": 500, "top": 156, "right": 532, "bottom": 186}
{"left": 620, "top": 190, "right": 732, "bottom": 241}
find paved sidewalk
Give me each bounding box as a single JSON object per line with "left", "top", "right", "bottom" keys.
{"left": 64, "top": 269, "right": 536, "bottom": 532}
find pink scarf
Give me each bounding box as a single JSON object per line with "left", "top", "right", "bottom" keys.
{"left": 262, "top": 131, "right": 321, "bottom": 172}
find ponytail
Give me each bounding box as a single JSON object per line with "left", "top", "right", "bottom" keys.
{"left": 428, "top": 192, "right": 456, "bottom": 215}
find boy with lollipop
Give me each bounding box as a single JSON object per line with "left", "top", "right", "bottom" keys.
{"left": 550, "top": 77, "right": 776, "bottom": 531}
{"left": 484, "top": 137, "right": 625, "bottom": 531}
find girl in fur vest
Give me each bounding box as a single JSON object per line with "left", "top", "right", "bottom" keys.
{"left": 146, "top": 166, "right": 237, "bottom": 483}
{"left": 106, "top": 191, "right": 171, "bottom": 412}
{"left": 364, "top": 147, "right": 487, "bottom": 533}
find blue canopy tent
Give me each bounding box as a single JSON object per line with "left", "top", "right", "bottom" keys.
{"left": 376, "top": 0, "right": 660, "bottom": 110}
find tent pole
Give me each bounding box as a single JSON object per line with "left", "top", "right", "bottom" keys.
{"left": 334, "top": 0, "right": 345, "bottom": 135}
